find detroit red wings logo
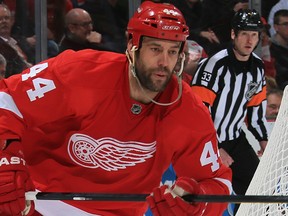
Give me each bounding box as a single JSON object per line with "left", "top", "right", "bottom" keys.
{"left": 67, "top": 133, "right": 156, "bottom": 171}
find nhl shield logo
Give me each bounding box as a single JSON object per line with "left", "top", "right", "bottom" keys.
{"left": 131, "top": 104, "right": 142, "bottom": 115}
{"left": 245, "top": 81, "right": 260, "bottom": 101}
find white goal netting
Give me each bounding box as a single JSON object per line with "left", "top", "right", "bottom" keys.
{"left": 236, "top": 86, "right": 288, "bottom": 216}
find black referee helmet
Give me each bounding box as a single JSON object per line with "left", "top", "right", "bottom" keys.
{"left": 232, "top": 9, "right": 263, "bottom": 33}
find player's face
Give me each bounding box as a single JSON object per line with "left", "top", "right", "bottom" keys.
{"left": 135, "top": 37, "right": 181, "bottom": 92}
{"left": 232, "top": 30, "right": 259, "bottom": 61}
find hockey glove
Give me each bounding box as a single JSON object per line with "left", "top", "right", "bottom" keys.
{"left": 147, "top": 177, "right": 207, "bottom": 216}
{"left": 0, "top": 142, "right": 35, "bottom": 216}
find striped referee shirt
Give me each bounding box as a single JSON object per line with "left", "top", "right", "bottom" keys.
{"left": 191, "top": 46, "right": 269, "bottom": 143}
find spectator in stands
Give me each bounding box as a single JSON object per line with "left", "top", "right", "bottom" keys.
{"left": 70, "top": 0, "right": 86, "bottom": 8}
{"left": 191, "top": 9, "right": 269, "bottom": 214}
{"left": 262, "top": 0, "right": 279, "bottom": 23}
{"left": 11, "top": 0, "right": 72, "bottom": 43}
{"left": 268, "top": 0, "right": 288, "bottom": 37}
{"left": 46, "top": 0, "right": 73, "bottom": 43}
{"left": 174, "top": 42, "right": 195, "bottom": 84}
{"left": 266, "top": 88, "right": 283, "bottom": 121}
{"left": 266, "top": 75, "right": 278, "bottom": 93}
{"left": 1, "top": 0, "right": 60, "bottom": 64}
{"left": 270, "top": 9, "right": 288, "bottom": 90}
{"left": 171, "top": 38, "right": 207, "bottom": 85}
{"left": 77, "top": 0, "right": 128, "bottom": 53}
{"left": 180, "top": 39, "right": 206, "bottom": 84}
{"left": 58, "top": 8, "right": 114, "bottom": 53}
{"left": 260, "top": 17, "right": 276, "bottom": 78}
{"left": 0, "top": 3, "right": 31, "bottom": 78}
{"left": 192, "top": 0, "right": 249, "bottom": 56}
{"left": 165, "top": 0, "right": 203, "bottom": 41}
{"left": 0, "top": 53, "right": 6, "bottom": 79}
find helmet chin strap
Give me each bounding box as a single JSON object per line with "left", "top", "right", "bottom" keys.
{"left": 125, "top": 46, "right": 184, "bottom": 106}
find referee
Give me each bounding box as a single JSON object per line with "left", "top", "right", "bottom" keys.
{"left": 191, "top": 9, "right": 269, "bottom": 214}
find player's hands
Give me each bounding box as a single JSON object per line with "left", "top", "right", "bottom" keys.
{"left": 147, "top": 177, "right": 207, "bottom": 216}
{"left": 0, "top": 143, "right": 35, "bottom": 216}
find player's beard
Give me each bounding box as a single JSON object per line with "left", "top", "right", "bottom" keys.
{"left": 134, "top": 56, "right": 172, "bottom": 92}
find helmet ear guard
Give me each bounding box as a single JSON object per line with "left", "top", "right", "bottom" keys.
{"left": 174, "top": 52, "right": 186, "bottom": 77}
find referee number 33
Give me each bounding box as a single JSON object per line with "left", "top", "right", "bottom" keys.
{"left": 21, "top": 62, "right": 56, "bottom": 102}
{"left": 201, "top": 72, "right": 212, "bottom": 82}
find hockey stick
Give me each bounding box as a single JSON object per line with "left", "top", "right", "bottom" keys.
{"left": 25, "top": 192, "right": 288, "bottom": 203}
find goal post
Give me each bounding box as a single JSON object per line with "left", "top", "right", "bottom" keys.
{"left": 236, "top": 85, "right": 288, "bottom": 216}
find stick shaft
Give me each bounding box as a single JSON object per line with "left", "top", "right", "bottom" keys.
{"left": 26, "top": 192, "right": 148, "bottom": 201}
{"left": 25, "top": 192, "right": 288, "bottom": 203}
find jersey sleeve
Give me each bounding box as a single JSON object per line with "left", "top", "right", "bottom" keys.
{"left": 166, "top": 91, "right": 232, "bottom": 215}
{"left": 0, "top": 50, "right": 82, "bottom": 139}
{"left": 191, "top": 57, "right": 220, "bottom": 106}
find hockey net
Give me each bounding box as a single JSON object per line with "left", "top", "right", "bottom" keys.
{"left": 236, "top": 85, "right": 288, "bottom": 216}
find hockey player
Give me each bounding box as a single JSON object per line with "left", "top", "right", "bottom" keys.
{"left": 0, "top": 1, "right": 232, "bottom": 216}
{"left": 191, "top": 9, "right": 269, "bottom": 214}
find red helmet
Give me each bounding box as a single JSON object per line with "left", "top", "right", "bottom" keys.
{"left": 127, "top": 1, "right": 189, "bottom": 48}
